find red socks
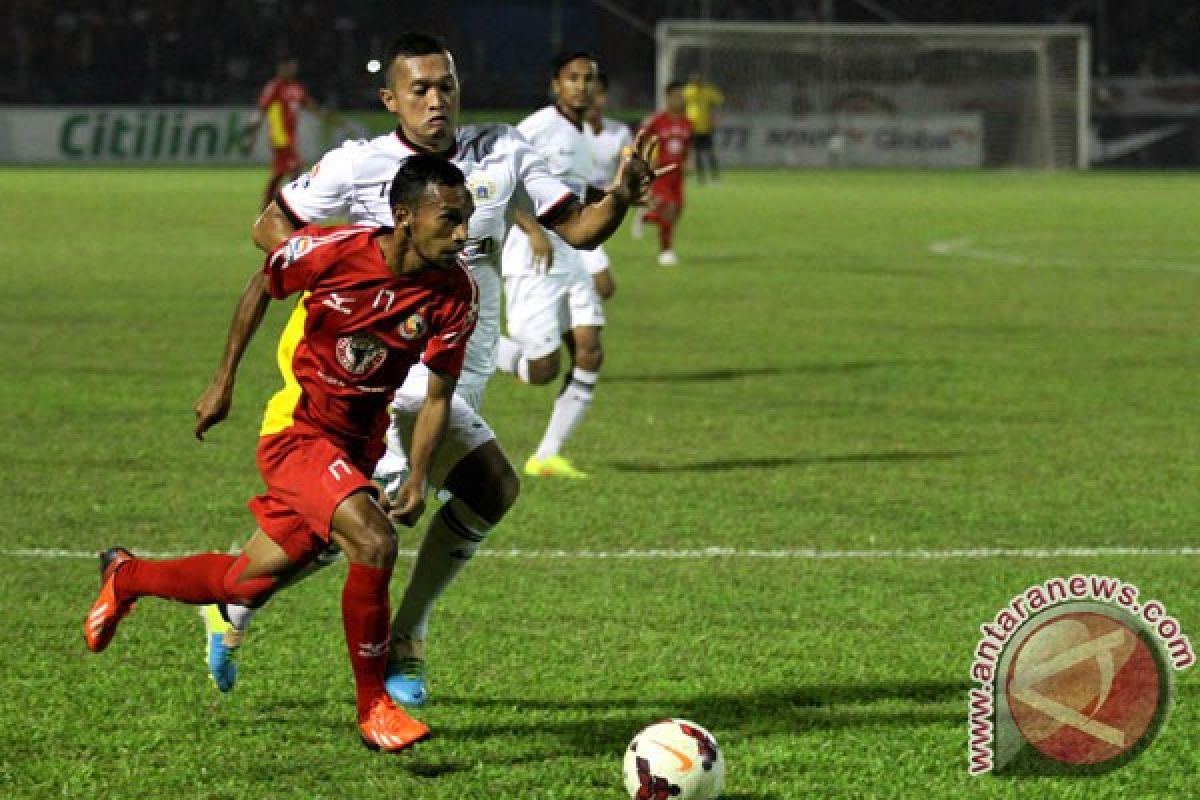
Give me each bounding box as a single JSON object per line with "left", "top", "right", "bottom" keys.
{"left": 115, "top": 553, "right": 236, "bottom": 604}
{"left": 114, "top": 553, "right": 277, "bottom": 606}
{"left": 659, "top": 220, "right": 674, "bottom": 251}
{"left": 342, "top": 562, "right": 394, "bottom": 717}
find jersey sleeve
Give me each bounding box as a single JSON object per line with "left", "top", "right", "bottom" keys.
{"left": 421, "top": 269, "right": 479, "bottom": 378}
{"left": 256, "top": 79, "right": 277, "bottom": 111}
{"left": 276, "top": 144, "right": 355, "bottom": 226}
{"left": 500, "top": 128, "right": 576, "bottom": 225}
{"left": 262, "top": 225, "right": 342, "bottom": 300}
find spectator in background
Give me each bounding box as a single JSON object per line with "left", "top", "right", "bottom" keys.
{"left": 245, "top": 57, "right": 322, "bottom": 209}
{"left": 683, "top": 71, "right": 724, "bottom": 184}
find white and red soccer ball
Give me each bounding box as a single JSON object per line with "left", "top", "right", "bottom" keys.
{"left": 623, "top": 718, "right": 725, "bottom": 799}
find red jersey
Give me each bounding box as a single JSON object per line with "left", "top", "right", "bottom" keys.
{"left": 260, "top": 225, "right": 478, "bottom": 451}
{"left": 641, "top": 111, "right": 693, "bottom": 169}
{"left": 257, "top": 77, "right": 309, "bottom": 149}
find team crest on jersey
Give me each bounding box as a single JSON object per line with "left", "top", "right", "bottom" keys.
{"left": 466, "top": 172, "right": 497, "bottom": 202}
{"left": 284, "top": 236, "right": 313, "bottom": 265}
{"left": 335, "top": 332, "right": 387, "bottom": 375}
{"left": 398, "top": 313, "right": 427, "bottom": 340}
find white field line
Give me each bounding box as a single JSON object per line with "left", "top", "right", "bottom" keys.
{"left": 928, "top": 237, "right": 1200, "bottom": 274}
{"left": 5, "top": 546, "right": 1200, "bottom": 561}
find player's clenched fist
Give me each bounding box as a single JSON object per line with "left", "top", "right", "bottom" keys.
{"left": 194, "top": 380, "right": 234, "bottom": 440}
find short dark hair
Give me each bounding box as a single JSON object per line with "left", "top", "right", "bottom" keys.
{"left": 388, "top": 155, "right": 466, "bottom": 209}
{"left": 551, "top": 50, "right": 596, "bottom": 79}
{"left": 595, "top": 70, "right": 609, "bottom": 91}
{"left": 666, "top": 79, "right": 686, "bottom": 94}
{"left": 386, "top": 32, "right": 448, "bottom": 63}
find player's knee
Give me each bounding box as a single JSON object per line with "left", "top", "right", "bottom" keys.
{"left": 348, "top": 524, "right": 397, "bottom": 568}
{"left": 337, "top": 516, "right": 397, "bottom": 568}
{"left": 221, "top": 562, "right": 277, "bottom": 607}
{"left": 526, "top": 352, "right": 560, "bottom": 385}
{"left": 446, "top": 443, "right": 520, "bottom": 524}
{"left": 468, "top": 466, "right": 519, "bottom": 525}
{"left": 574, "top": 343, "right": 603, "bottom": 372}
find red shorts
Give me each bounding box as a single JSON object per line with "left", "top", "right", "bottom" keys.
{"left": 247, "top": 429, "right": 378, "bottom": 561}
{"left": 650, "top": 172, "right": 684, "bottom": 208}
{"left": 271, "top": 147, "right": 300, "bottom": 177}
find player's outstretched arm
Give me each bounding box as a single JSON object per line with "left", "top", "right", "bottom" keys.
{"left": 550, "top": 130, "right": 660, "bottom": 251}
{"left": 389, "top": 370, "right": 457, "bottom": 528}
{"left": 194, "top": 203, "right": 299, "bottom": 440}
{"left": 193, "top": 271, "right": 272, "bottom": 440}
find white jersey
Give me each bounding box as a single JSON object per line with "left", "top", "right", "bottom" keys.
{"left": 278, "top": 124, "right": 574, "bottom": 394}
{"left": 585, "top": 117, "right": 632, "bottom": 188}
{"left": 502, "top": 105, "right": 594, "bottom": 278}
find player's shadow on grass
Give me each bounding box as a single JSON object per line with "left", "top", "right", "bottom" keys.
{"left": 606, "top": 449, "right": 977, "bottom": 473}
{"left": 604, "top": 360, "right": 913, "bottom": 384}
{"left": 403, "top": 680, "right": 966, "bottom": 780}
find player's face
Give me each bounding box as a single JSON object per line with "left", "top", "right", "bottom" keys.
{"left": 591, "top": 87, "right": 609, "bottom": 116}
{"left": 552, "top": 58, "right": 597, "bottom": 115}
{"left": 379, "top": 53, "right": 460, "bottom": 150}
{"left": 399, "top": 184, "right": 474, "bottom": 269}
{"left": 667, "top": 88, "right": 685, "bottom": 115}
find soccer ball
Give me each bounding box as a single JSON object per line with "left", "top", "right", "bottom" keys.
{"left": 623, "top": 718, "right": 725, "bottom": 799}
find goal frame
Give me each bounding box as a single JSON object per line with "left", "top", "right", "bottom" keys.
{"left": 656, "top": 20, "right": 1091, "bottom": 169}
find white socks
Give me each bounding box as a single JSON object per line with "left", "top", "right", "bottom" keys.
{"left": 496, "top": 336, "right": 531, "bottom": 383}
{"left": 534, "top": 367, "right": 597, "bottom": 461}
{"left": 391, "top": 497, "right": 492, "bottom": 643}
{"left": 225, "top": 602, "right": 257, "bottom": 631}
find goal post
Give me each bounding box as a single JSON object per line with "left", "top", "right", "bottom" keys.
{"left": 656, "top": 21, "right": 1090, "bottom": 169}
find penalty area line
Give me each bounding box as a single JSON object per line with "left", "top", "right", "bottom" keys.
{"left": 4, "top": 546, "right": 1200, "bottom": 561}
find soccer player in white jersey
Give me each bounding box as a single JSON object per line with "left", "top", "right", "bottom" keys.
{"left": 192, "top": 33, "right": 659, "bottom": 706}
{"left": 581, "top": 70, "right": 633, "bottom": 301}
{"left": 495, "top": 51, "right": 607, "bottom": 480}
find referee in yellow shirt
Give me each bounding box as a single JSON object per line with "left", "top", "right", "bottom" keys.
{"left": 683, "top": 72, "right": 724, "bottom": 184}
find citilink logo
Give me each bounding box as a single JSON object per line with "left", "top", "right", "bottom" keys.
{"left": 968, "top": 575, "right": 1193, "bottom": 775}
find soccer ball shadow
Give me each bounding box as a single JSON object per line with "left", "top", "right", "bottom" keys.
{"left": 412, "top": 679, "right": 966, "bottom": 776}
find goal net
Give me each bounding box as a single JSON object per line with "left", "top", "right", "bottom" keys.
{"left": 657, "top": 21, "right": 1090, "bottom": 169}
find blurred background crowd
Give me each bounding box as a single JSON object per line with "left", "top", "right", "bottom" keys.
{"left": 3, "top": 0, "right": 1197, "bottom": 111}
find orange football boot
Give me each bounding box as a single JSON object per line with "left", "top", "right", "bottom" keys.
{"left": 358, "top": 696, "right": 431, "bottom": 752}
{"left": 83, "top": 547, "right": 136, "bottom": 653}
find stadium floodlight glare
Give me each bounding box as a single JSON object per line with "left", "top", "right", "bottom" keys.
{"left": 656, "top": 21, "right": 1090, "bottom": 169}
{"left": 366, "top": 59, "right": 382, "bottom": 74}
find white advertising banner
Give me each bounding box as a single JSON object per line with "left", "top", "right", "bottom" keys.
{"left": 0, "top": 107, "right": 322, "bottom": 165}
{"left": 713, "top": 113, "right": 983, "bottom": 168}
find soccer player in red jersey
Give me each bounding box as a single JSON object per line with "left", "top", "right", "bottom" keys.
{"left": 83, "top": 155, "right": 478, "bottom": 753}
{"left": 190, "top": 34, "right": 664, "bottom": 708}
{"left": 640, "top": 80, "right": 694, "bottom": 266}
{"left": 247, "top": 57, "right": 320, "bottom": 209}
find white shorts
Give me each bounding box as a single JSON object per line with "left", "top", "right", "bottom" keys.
{"left": 504, "top": 270, "right": 606, "bottom": 360}
{"left": 376, "top": 386, "right": 495, "bottom": 491}
{"left": 579, "top": 245, "right": 610, "bottom": 275}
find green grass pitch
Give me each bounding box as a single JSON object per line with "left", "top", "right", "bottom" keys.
{"left": 1, "top": 166, "right": 1198, "bottom": 798}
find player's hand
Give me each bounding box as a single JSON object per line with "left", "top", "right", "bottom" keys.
{"left": 194, "top": 380, "right": 234, "bottom": 440}
{"left": 528, "top": 225, "right": 554, "bottom": 273}
{"left": 387, "top": 475, "right": 428, "bottom": 528}
{"left": 612, "top": 129, "right": 666, "bottom": 205}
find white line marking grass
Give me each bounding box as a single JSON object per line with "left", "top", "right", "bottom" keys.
{"left": 928, "top": 237, "right": 1200, "bottom": 274}
{"left": 6, "top": 546, "right": 1200, "bottom": 561}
